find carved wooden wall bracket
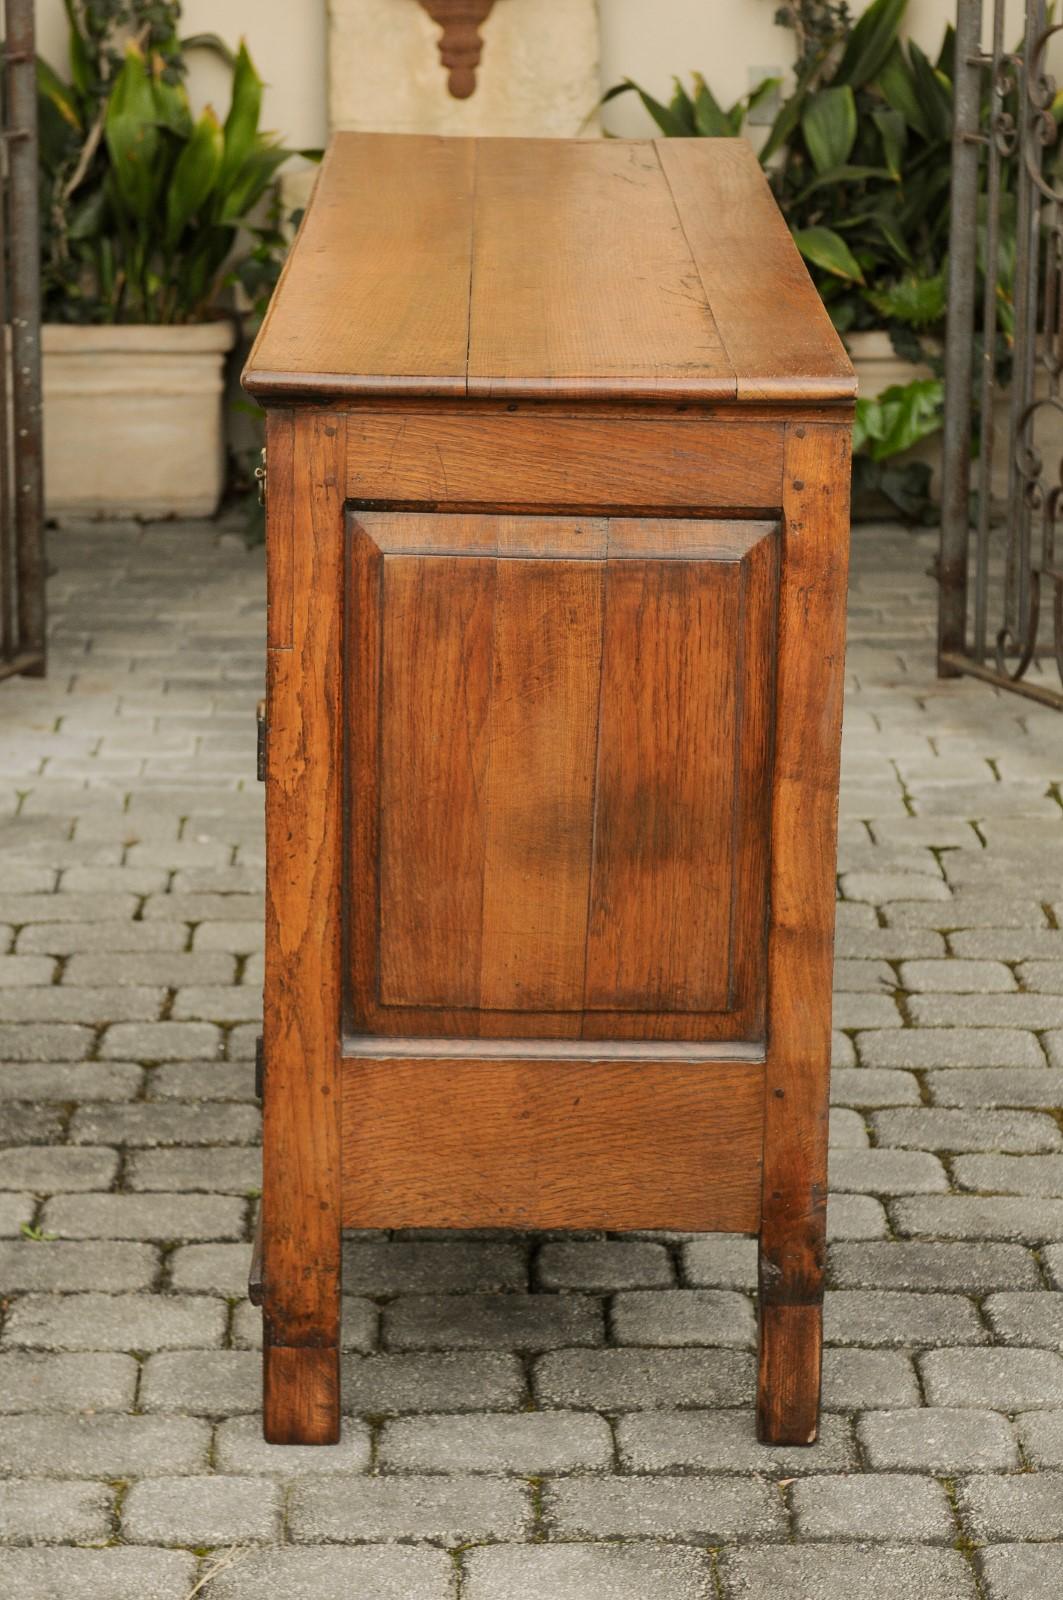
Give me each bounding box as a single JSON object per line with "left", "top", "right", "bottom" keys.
{"left": 415, "top": 0, "right": 497, "bottom": 98}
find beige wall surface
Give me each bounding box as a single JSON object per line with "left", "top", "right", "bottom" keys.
{"left": 35, "top": 0, "right": 329, "bottom": 152}
{"left": 598, "top": 0, "right": 1030, "bottom": 137}
{"left": 33, "top": 0, "right": 1038, "bottom": 148}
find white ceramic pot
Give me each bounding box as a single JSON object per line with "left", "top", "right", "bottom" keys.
{"left": 42, "top": 319, "right": 236, "bottom": 522}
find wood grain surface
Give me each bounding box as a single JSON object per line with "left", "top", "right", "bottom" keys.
{"left": 243, "top": 132, "right": 854, "bottom": 409}
{"left": 344, "top": 413, "right": 784, "bottom": 511}
{"left": 756, "top": 422, "right": 852, "bottom": 1445}
{"left": 656, "top": 140, "right": 854, "bottom": 403}
{"left": 260, "top": 410, "right": 347, "bottom": 1445}
{"left": 346, "top": 511, "right": 778, "bottom": 1042}
{"left": 247, "top": 135, "right": 474, "bottom": 398}
{"left": 467, "top": 138, "right": 731, "bottom": 399}
{"left": 341, "top": 1057, "right": 764, "bottom": 1232}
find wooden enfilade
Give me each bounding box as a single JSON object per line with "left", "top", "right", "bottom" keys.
{"left": 243, "top": 131, "right": 854, "bottom": 1447}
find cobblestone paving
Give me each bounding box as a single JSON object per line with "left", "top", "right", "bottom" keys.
{"left": 0, "top": 518, "right": 1062, "bottom": 1598}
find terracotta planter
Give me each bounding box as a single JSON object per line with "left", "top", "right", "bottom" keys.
{"left": 42, "top": 320, "right": 236, "bottom": 522}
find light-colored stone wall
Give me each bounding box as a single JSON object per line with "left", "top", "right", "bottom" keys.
{"left": 327, "top": 0, "right": 600, "bottom": 136}
{"left": 36, "top": 1, "right": 983, "bottom": 150}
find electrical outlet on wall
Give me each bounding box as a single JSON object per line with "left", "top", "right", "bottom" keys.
{"left": 747, "top": 66, "right": 782, "bottom": 124}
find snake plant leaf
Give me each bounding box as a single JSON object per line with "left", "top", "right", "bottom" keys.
{"left": 220, "top": 40, "right": 264, "bottom": 192}
{"left": 218, "top": 141, "right": 290, "bottom": 224}
{"left": 62, "top": 0, "right": 93, "bottom": 101}
{"left": 876, "top": 43, "right": 930, "bottom": 139}
{"left": 908, "top": 40, "right": 953, "bottom": 143}
{"left": 802, "top": 85, "right": 858, "bottom": 175}
{"left": 872, "top": 107, "right": 908, "bottom": 180}
{"left": 668, "top": 77, "right": 698, "bottom": 135}
{"left": 692, "top": 73, "right": 735, "bottom": 136}
{"left": 165, "top": 105, "right": 224, "bottom": 247}
{"left": 36, "top": 56, "right": 82, "bottom": 133}
{"left": 746, "top": 75, "right": 782, "bottom": 123}
{"left": 834, "top": 0, "right": 908, "bottom": 88}
{"left": 793, "top": 225, "right": 867, "bottom": 284}
{"left": 150, "top": 54, "right": 193, "bottom": 138}
{"left": 104, "top": 44, "right": 163, "bottom": 220}
{"left": 603, "top": 77, "right": 690, "bottom": 137}
{"left": 936, "top": 22, "right": 956, "bottom": 78}
{"left": 759, "top": 55, "right": 820, "bottom": 165}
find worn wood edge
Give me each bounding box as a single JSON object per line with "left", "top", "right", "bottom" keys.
{"left": 261, "top": 411, "right": 347, "bottom": 1353}
{"left": 467, "top": 374, "right": 738, "bottom": 402}
{"left": 737, "top": 376, "right": 856, "bottom": 403}
{"left": 263, "top": 1345, "right": 340, "bottom": 1446}
{"left": 265, "top": 410, "right": 294, "bottom": 650}
{"left": 245, "top": 369, "right": 471, "bottom": 401}
{"left": 241, "top": 143, "right": 332, "bottom": 399}
{"left": 341, "top": 1034, "right": 765, "bottom": 1062}
{"left": 756, "top": 1302, "right": 823, "bottom": 1445}
{"left": 247, "top": 372, "right": 856, "bottom": 406}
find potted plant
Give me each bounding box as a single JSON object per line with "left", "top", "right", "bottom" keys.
{"left": 37, "top": 2, "right": 292, "bottom": 521}
{"left": 604, "top": 0, "right": 1038, "bottom": 518}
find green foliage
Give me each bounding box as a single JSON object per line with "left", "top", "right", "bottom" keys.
{"left": 602, "top": 72, "right": 781, "bottom": 142}
{"left": 602, "top": 0, "right": 1021, "bottom": 514}
{"left": 854, "top": 377, "right": 944, "bottom": 459}
{"left": 38, "top": 2, "right": 295, "bottom": 323}
{"left": 20, "top": 1222, "right": 58, "bottom": 1242}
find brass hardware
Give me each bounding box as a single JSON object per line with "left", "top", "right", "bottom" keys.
{"left": 254, "top": 446, "right": 267, "bottom": 509}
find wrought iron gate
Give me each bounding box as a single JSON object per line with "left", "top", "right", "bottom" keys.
{"left": 0, "top": 0, "right": 44, "bottom": 680}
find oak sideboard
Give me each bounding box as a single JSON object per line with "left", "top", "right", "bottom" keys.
{"left": 242, "top": 130, "right": 855, "bottom": 1447}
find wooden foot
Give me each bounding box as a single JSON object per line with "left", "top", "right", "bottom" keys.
{"left": 263, "top": 1343, "right": 341, "bottom": 1445}
{"left": 755, "top": 1300, "right": 823, "bottom": 1445}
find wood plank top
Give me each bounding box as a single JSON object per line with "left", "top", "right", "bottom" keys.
{"left": 244, "top": 131, "right": 854, "bottom": 408}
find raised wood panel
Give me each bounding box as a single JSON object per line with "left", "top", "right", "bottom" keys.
{"left": 478, "top": 558, "right": 604, "bottom": 1011}
{"left": 340, "top": 1057, "right": 764, "bottom": 1232}
{"left": 585, "top": 557, "right": 739, "bottom": 1011}
{"left": 346, "top": 511, "right": 778, "bottom": 1041}
{"left": 344, "top": 414, "right": 784, "bottom": 510}
{"left": 378, "top": 555, "right": 494, "bottom": 1008}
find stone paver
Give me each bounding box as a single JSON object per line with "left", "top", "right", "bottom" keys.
{"left": 2, "top": 520, "right": 1062, "bottom": 1593}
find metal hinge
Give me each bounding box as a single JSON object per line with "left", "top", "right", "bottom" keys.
{"left": 254, "top": 1034, "right": 264, "bottom": 1101}
{"left": 256, "top": 699, "right": 267, "bottom": 782}
{"left": 254, "top": 445, "right": 267, "bottom": 509}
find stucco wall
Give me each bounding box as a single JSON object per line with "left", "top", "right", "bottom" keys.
{"left": 35, "top": 0, "right": 998, "bottom": 149}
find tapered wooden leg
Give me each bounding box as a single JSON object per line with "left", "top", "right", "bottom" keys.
{"left": 259, "top": 410, "right": 347, "bottom": 1445}
{"left": 756, "top": 1266, "right": 825, "bottom": 1445}
{"left": 263, "top": 1343, "right": 341, "bottom": 1445}
{"left": 756, "top": 421, "right": 850, "bottom": 1446}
